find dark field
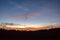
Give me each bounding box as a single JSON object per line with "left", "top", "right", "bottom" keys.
{"left": 0, "top": 28, "right": 60, "bottom": 40}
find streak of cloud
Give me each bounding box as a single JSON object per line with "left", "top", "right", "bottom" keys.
{"left": 8, "top": 0, "right": 29, "bottom": 11}
{"left": 4, "top": 12, "right": 41, "bottom": 21}
{"left": 44, "top": 18, "right": 60, "bottom": 24}
{"left": 49, "top": 20, "right": 60, "bottom": 23}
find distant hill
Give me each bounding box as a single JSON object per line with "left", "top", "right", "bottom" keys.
{"left": 0, "top": 28, "right": 60, "bottom": 40}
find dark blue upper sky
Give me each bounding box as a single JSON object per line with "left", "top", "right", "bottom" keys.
{"left": 0, "top": 0, "right": 60, "bottom": 26}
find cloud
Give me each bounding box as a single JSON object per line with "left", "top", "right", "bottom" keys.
{"left": 49, "top": 20, "right": 60, "bottom": 23}
{"left": 8, "top": 0, "right": 29, "bottom": 11}
{"left": 0, "top": 11, "right": 41, "bottom": 21}
{"left": 54, "top": 13, "right": 60, "bottom": 16}
{"left": 5, "top": 12, "right": 41, "bottom": 21}
{"left": 44, "top": 18, "right": 60, "bottom": 23}
{"left": 22, "top": 12, "right": 41, "bottom": 20}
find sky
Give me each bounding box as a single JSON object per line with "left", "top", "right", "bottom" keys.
{"left": 0, "top": 0, "right": 60, "bottom": 26}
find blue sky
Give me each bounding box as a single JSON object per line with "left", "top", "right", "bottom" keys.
{"left": 0, "top": 0, "right": 60, "bottom": 26}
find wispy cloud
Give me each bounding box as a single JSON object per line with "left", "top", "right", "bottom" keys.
{"left": 4, "top": 12, "right": 41, "bottom": 21}
{"left": 49, "top": 20, "right": 60, "bottom": 23}
{"left": 44, "top": 17, "right": 60, "bottom": 23}
{"left": 8, "top": 0, "right": 29, "bottom": 11}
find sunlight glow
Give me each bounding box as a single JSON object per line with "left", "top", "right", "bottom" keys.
{"left": 6, "top": 25, "right": 41, "bottom": 28}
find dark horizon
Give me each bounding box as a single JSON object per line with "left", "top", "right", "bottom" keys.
{"left": 0, "top": 28, "right": 60, "bottom": 40}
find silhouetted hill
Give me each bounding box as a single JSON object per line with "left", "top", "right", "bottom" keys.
{"left": 0, "top": 28, "right": 60, "bottom": 40}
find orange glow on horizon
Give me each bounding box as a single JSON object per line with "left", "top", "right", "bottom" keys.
{"left": 5, "top": 24, "right": 42, "bottom": 28}
{"left": 0, "top": 24, "right": 59, "bottom": 31}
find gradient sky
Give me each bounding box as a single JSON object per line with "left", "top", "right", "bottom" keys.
{"left": 0, "top": 0, "right": 60, "bottom": 26}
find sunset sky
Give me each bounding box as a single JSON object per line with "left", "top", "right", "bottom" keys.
{"left": 0, "top": 0, "right": 60, "bottom": 26}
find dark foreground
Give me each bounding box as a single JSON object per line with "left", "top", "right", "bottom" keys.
{"left": 0, "top": 28, "right": 60, "bottom": 40}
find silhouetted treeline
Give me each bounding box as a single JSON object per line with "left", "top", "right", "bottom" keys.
{"left": 0, "top": 28, "right": 60, "bottom": 40}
